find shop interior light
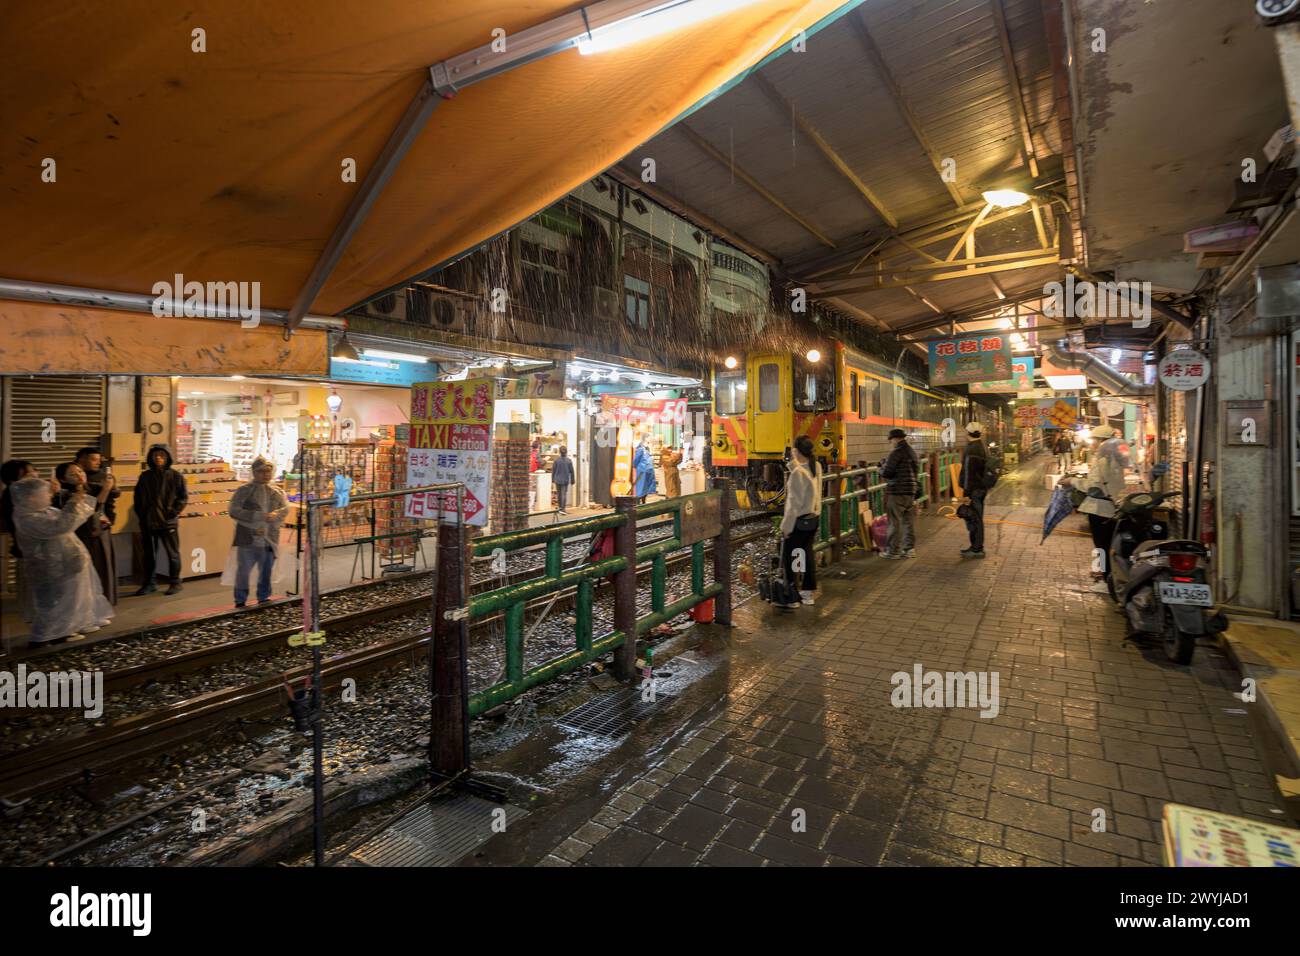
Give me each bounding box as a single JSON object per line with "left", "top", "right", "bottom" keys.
{"left": 724, "top": 355, "right": 738, "bottom": 369}
{"left": 805, "top": 349, "right": 821, "bottom": 363}
{"left": 981, "top": 189, "right": 1031, "bottom": 209}
{"left": 326, "top": 389, "right": 342, "bottom": 414}
{"left": 229, "top": 374, "right": 246, "bottom": 380}
{"left": 576, "top": 0, "right": 764, "bottom": 56}
{"left": 361, "top": 348, "right": 429, "bottom": 363}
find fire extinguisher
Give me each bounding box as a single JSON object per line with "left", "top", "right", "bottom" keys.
{"left": 1200, "top": 494, "right": 1215, "bottom": 546}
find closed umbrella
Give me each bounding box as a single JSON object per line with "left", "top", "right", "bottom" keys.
{"left": 1041, "top": 485, "right": 1075, "bottom": 544}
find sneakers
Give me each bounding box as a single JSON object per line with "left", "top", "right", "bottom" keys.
{"left": 799, "top": 591, "right": 816, "bottom": 605}
{"left": 902, "top": 549, "right": 916, "bottom": 559}
{"left": 960, "top": 549, "right": 986, "bottom": 559}
{"left": 234, "top": 602, "right": 247, "bottom": 609}
{"left": 883, "top": 552, "right": 903, "bottom": 560}
{"left": 165, "top": 582, "right": 183, "bottom": 595}
{"left": 134, "top": 583, "right": 158, "bottom": 596}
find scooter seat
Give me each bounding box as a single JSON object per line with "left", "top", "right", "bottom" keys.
{"left": 1132, "top": 538, "right": 1206, "bottom": 560}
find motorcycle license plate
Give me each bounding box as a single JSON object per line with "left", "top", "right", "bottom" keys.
{"left": 1158, "top": 582, "right": 1213, "bottom": 607}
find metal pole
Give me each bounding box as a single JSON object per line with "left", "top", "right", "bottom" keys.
{"left": 307, "top": 503, "right": 325, "bottom": 867}
{"left": 711, "top": 478, "right": 733, "bottom": 625}
{"left": 612, "top": 495, "right": 638, "bottom": 680}
{"left": 829, "top": 464, "right": 843, "bottom": 564}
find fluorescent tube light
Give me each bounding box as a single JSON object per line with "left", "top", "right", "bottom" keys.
{"left": 576, "top": 0, "right": 764, "bottom": 55}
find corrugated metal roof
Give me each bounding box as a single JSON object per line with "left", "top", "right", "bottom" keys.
{"left": 618, "top": 0, "right": 1065, "bottom": 331}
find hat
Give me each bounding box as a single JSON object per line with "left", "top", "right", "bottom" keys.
{"left": 1090, "top": 425, "right": 1116, "bottom": 439}
{"left": 251, "top": 456, "right": 274, "bottom": 471}
{"left": 965, "top": 422, "right": 982, "bottom": 435}
{"left": 887, "top": 428, "right": 907, "bottom": 440}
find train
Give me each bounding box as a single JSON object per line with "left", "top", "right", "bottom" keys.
{"left": 710, "top": 341, "right": 1002, "bottom": 503}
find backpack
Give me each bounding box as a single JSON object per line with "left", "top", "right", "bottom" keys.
{"left": 981, "top": 458, "right": 1001, "bottom": 491}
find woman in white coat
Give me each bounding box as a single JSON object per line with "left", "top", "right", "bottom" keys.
{"left": 9, "top": 476, "right": 113, "bottom": 647}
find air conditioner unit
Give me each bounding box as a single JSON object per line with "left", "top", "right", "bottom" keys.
{"left": 422, "top": 289, "right": 482, "bottom": 336}
{"left": 591, "top": 286, "right": 619, "bottom": 323}
{"left": 358, "top": 291, "right": 402, "bottom": 321}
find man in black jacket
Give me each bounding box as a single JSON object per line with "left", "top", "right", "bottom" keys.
{"left": 879, "top": 428, "right": 919, "bottom": 558}
{"left": 132, "top": 443, "right": 188, "bottom": 595}
{"left": 958, "top": 423, "right": 988, "bottom": 558}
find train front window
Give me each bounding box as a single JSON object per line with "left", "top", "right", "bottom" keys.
{"left": 794, "top": 356, "right": 835, "bottom": 412}
{"left": 715, "top": 365, "right": 747, "bottom": 415}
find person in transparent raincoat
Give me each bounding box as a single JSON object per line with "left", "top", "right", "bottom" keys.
{"left": 9, "top": 476, "right": 113, "bottom": 647}
{"left": 222, "top": 457, "right": 291, "bottom": 607}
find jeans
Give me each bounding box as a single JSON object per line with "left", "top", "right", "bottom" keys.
{"left": 886, "top": 493, "right": 916, "bottom": 554}
{"left": 782, "top": 524, "right": 818, "bottom": 593}
{"left": 235, "top": 543, "right": 276, "bottom": 604}
{"left": 555, "top": 483, "right": 569, "bottom": 512}
{"left": 964, "top": 489, "right": 986, "bottom": 551}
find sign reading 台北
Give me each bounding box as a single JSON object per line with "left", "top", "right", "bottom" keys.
{"left": 405, "top": 379, "right": 494, "bottom": 526}
{"left": 969, "top": 356, "right": 1037, "bottom": 394}
{"left": 597, "top": 395, "right": 688, "bottom": 427}
{"left": 1157, "top": 349, "right": 1211, "bottom": 392}
{"left": 1013, "top": 397, "right": 1079, "bottom": 429}
{"left": 928, "top": 333, "right": 1013, "bottom": 386}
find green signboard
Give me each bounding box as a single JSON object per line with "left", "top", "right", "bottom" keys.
{"left": 928, "top": 333, "right": 1013, "bottom": 386}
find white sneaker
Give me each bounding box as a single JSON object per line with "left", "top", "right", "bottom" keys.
{"left": 902, "top": 549, "right": 916, "bottom": 559}
{"left": 97, "top": 620, "right": 112, "bottom": 627}
{"left": 82, "top": 626, "right": 101, "bottom": 634}
{"left": 800, "top": 591, "right": 816, "bottom": 605}
{"left": 66, "top": 633, "right": 86, "bottom": 642}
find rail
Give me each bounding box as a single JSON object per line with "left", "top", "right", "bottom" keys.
{"left": 463, "top": 483, "right": 732, "bottom": 716}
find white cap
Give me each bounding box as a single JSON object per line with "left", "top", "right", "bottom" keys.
{"left": 965, "top": 422, "right": 982, "bottom": 435}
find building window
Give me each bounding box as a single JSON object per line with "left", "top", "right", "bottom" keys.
{"left": 624, "top": 275, "right": 651, "bottom": 329}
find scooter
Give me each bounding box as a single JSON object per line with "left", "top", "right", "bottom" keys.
{"left": 1105, "top": 490, "right": 1227, "bottom": 664}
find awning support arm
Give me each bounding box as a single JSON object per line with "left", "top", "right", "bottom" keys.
{"left": 284, "top": 79, "right": 443, "bottom": 335}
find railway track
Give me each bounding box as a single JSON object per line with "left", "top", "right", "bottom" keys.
{"left": 0, "top": 523, "right": 772, "bottom": 806}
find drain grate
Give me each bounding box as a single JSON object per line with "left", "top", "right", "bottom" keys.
{"left": 557, "top": 687, "right": 675, "bottom": 738}
{"left": 349, "top": 793, "right": 526, "bottom": 867}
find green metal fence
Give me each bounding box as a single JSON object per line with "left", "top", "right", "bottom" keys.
{"left": 463, "top": 488, "right": 727, "bottom": 716}
{"left": 814, "top": 458, "right": 931, "bottom": 556}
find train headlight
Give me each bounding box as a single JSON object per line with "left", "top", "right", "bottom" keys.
{"left": 724, "top": 355, "right": 738, "bottom": 369}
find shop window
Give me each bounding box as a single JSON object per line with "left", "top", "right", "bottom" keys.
{"left": 715, "top": 366, "right": 747, "bottom": 415}
{"left": 759, "top": 363, "right": 780, "bottom": 412}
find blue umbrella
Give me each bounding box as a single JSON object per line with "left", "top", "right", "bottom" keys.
{"left": 1041, "top": 485, "right": 1074, "bottom": 543}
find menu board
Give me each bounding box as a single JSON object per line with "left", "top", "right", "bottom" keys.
{"left": 1162, "top": 803, "right": 1299, "bottom": 867}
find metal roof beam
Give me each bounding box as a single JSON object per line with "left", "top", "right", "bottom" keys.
{"left": 848, "top": 12, "right": 965, "bottom": 207}
{"left": 749, "top": 71, "right": 898, "bottom": 230}
{"left": 677, "top": 123, "right": 837, "bottom": 249}
{"left": 989, "top": 0, "right": 1040, "bottom": 180}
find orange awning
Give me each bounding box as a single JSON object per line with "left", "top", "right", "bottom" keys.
{"left": 0, "top": 1, "right": 855, "bottom": 317}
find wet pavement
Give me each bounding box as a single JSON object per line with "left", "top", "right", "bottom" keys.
{"left": 466, "top": 452, "right": 1289, "bottom": 867}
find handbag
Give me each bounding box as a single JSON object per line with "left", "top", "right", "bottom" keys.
{"left": 794, "top": 513, "right": 819, "bottom": 533}
{"left": 956, "top": 503, "right": 974, "bottom": 520}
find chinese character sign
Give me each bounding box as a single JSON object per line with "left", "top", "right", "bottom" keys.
{"left": 405, "top": 378, "right": 494, "bottom": 525}
{"left": 1013, "top": 397, "right": 1079, "bottom": 429}
{"left": 1158, "top": 350, "right": 1210, "bottom": 392}
{"left": 969, "top": 356, "right": 1037, "bottom": 394}
{"left": 597, "top": 395, "right": 688, "bottom": 428}
{"left": 928, "top": 333, "right": 1013, "bottom": 386}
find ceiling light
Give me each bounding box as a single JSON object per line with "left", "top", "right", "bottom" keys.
{"left": 362, "top": 348, "right": 429, "bottom": 363}
{"left": 576, "top": 0, "right": 764, "bottom": 56}
{"left": 806, "top": 349, "right": 821, "bottom": 363}
{"left": 229, "top": 375, "right": 245, "bottom": 380}
{"left": 982, "top": 189, "right": 1031, "bottom": 209}
{"left": 724, "top": 355, "right": 738, "bottom": 369}
{"left": 331, "top": 333, "right": 360, "bottom": 361}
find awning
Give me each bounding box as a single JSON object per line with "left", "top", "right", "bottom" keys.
{"left": 0, "top": 1, "right": 857, "bottom": 318}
